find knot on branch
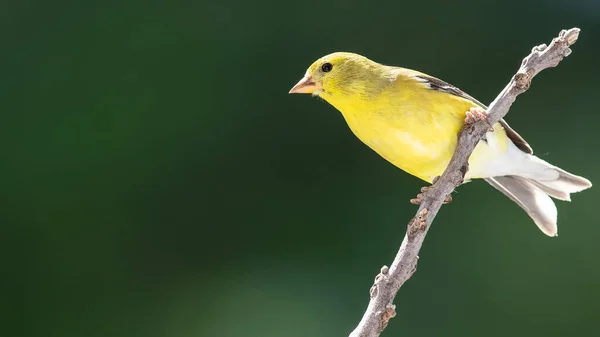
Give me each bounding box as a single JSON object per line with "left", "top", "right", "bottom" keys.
{"left": 459, "top": 163, "right": 469, "bottom": 181}
{"left": 514, "top": 71, "right": 532, "bottom": 90}
{"left": 407, "top": 208, "right": 429, "bottom": 238}
{"left": 369, "top": 265, "right": 390, "bottom": 298}
{"left": 560, "top": 28, "right": 580, "bottom": 46}
{"left": 379, "top": 304, "right": 396, "bottom": 332}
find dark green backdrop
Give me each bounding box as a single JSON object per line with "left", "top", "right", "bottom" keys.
{"left": 3, "top": 1, "right": 599, "bottom": 336}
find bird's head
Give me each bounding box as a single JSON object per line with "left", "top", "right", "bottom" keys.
{"left": 289, "top": 52, "right": 393, "bottom": 101}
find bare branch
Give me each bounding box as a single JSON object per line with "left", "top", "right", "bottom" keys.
{"left": 348, "top": 28, "right": 580, "bottom": 337}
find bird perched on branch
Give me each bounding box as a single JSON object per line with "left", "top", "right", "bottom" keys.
{"left": 289, "top": 52, "right": 591, "bottom": 236}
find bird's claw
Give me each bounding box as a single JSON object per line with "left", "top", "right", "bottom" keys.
{"left": 411, "top": 189, "right": 453, "bottom": 205}
{"left": 410, "top": 193, "right": 425, "bottom": 205}
{"left": 465, "top": 107, "right": 494, "bottom": 132}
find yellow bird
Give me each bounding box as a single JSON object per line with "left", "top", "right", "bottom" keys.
{"left": 289, "top": 52, "right": 592, "bottom": 236}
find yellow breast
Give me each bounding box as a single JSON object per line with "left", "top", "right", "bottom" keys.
{"left": 320, "top": 75, "right": 508, "bottom": 183}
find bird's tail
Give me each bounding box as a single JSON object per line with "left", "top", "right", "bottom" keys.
{"left": 484, "top": 156, "right": 592, "bottom": 237}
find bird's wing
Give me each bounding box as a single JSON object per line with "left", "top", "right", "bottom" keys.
{"left": 410, "top": 72, "right": 533, "bottom": 154}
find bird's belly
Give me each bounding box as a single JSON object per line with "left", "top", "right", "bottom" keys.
{"left": 354, "top": 120, "right": 507, "bottom": 183}
{"left": 358, "top": 123, "right": 458, "bottom": 183}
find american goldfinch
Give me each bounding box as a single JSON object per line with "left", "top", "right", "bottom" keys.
{"left": 289, "top": 52, "right": 592, "bottom": 236}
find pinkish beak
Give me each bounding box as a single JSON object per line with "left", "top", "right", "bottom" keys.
{"left": 289, "top": 75, "right": 318, "bottom": 94}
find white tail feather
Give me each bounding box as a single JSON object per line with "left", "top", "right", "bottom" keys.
{"left": 484, "top": 151, "right": 591, "bottom": 236}
{"left": 485, "top": 176, "right": 558, "bottom": 236}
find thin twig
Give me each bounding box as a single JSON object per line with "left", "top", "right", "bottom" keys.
{"left": 348, "top": 28, "right": 581, "bottom": 337}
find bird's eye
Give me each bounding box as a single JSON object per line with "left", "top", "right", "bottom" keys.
{"left": 321, "top": 62, "right": 333, "bottom": 72}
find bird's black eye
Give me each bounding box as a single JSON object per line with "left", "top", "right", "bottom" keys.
{"left": 321, "top": 62, "right": 333, "bottom": 72}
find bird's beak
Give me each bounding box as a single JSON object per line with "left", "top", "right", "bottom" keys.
{"left": 289, "top": 75, "right": 319, "bottom": 94}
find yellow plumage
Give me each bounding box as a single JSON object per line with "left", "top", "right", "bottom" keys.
{"left": 321, "top": 66, "right": 510, "bottom": 182}
{"left": 289, "top": 52, "right": 592, "bottom": 236}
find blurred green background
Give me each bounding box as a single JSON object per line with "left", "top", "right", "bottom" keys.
{"left": 2, "top": 0, "right": 599, "bottom": 336}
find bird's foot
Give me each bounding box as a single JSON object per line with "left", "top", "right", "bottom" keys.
{"left": 410, "top": 184, "right": 453, "bottom": 205}
{"left": 465, "top": 107, "right": 494, "bottom": 131}
{"left": 410, "top": 191, "right": 426, "bottom": 205}
{"left": 410, "top": 184, "right": 433, "bottom": 204}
